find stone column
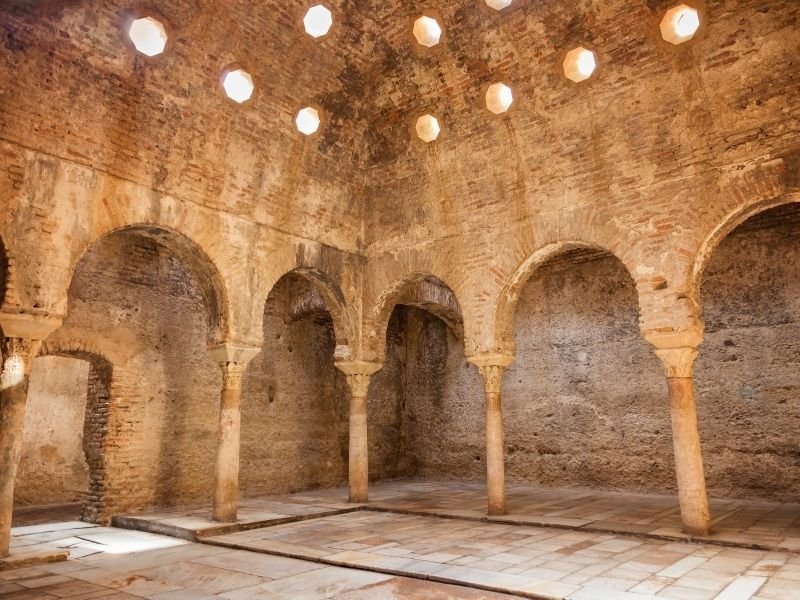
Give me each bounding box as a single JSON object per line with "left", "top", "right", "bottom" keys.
{"left": 647, "top": 329, "right": 711, "bottom": 536}
{"left": 210, "top": 343, "right": 259, "bottom": 523}
{"left": 468, "top": 353, "right": 515, "bottom": 516}
{"left": 0, "top": 314, "right": 61, "bottom": 558}
{"left": 336, "top": 361, "right": 382, "bottom": 503}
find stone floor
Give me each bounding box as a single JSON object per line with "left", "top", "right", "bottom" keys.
{"left": 205, "top": 510, "right": 800, "bottom": 599}
{"left": 5, "top": 521, "right": 519, "bottom": 599}
{"left": 118, "top": 481, "right": 800, "bottom": 552}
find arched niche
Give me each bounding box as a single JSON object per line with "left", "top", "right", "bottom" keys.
{"left": 696, "top": 202, "right": 800, "bottom": 501}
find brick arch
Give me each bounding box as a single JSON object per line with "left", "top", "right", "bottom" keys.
{"left": 690, "top": 194, "right": 800, "bottom": 309}
{"left": 69, "top": 224, "right": 232, "bottom": 345}
{"left": 263, "top": 266, "right": 354, "bottom": 352}
{"left": 37, "top": 339, "right": 114, "bottom": 524}
{"left": 494, "top": 241, "right": 641, "bottom": 353}
{"left": 370, "top": 272, "right": 464, "bottom": 362}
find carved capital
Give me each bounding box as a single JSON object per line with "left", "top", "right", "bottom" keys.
{"left": 220, "top": 362, "right": 246, "bottom": 391}
{"left": 336, "top": 361, "right": 382, "bottom": 398}
{"left": 655, "top": 347, "right": 698, "bottom": 379}
{"left": 478, "top": 364, "right": 507, "bottom": 395}
{"left": 467, "top": 353, "right": 514, "bottom": 395}
{"left": 345, "top": 373, "right": 372, "bottom": 398}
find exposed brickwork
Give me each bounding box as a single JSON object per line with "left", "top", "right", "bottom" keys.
{"left": 1, "top": 0, "right": 799, "bottom": 518}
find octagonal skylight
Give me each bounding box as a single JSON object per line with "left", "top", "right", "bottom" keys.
{"left": 660, "top": 4, "right": 701, "bottom": 45}
{"left": 563, "top": 47, "right": 597, "bottom": 83}
{"left": 222, "top": 69, "right": 254, "bottom": 104}
{"left": 304, "top": 5, "right": 333, "bottom": 38}
{"left": 128, "top": 17, "right": 167, "bottom": 57}
{"left": 486, "top": 83, "right": 513, "bottom": 114}
{"left": 413, "top": 16, "right": 442, "bottom": 48}
{"left": 296, "top": 107, "right": 320, "bottom": 135}
{"left": 416, "top": 114, "right": 440, "bottom": 142}
{"left": 486, "top": 0, "right": 513, "bottom": 10}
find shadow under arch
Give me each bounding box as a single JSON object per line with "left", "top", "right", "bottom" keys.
{"left": 270, "top": 267, "right": 352, "bottom": 350}
{"left": 69, "top": 225, "right": 230, "bottom": 344}
{"left": 37, "top": 340, "right": 113, "bottom": 524}
{"left": 372, "top": 273, "right": 464, "bottom": 359}
{"left": 690, "top": 195, "right": 800, "bottom": 306}
{"left": 495, "top": 242, "right": 640, "bottom": 352}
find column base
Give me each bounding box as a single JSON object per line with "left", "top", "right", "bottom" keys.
{"left": 683, "top": 524, "right": 711, "bottom": 537}
{"left": 349, "top": 493, "right": 368, "bottom": 504}
{"left": 488, "top": 503, "right": 507, "bottom": 517}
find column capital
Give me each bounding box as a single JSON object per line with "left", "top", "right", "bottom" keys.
{"left": 645, "top": 327, "right": 702, "bottom": 379}
{"left": 0, "top": 312, "right": 62, "bottom": 341}
{"left": 655, "top": 347, "right": 699, "bottom": 379}
{"left": 208, "top": 343, "right": 260, "bottom": 367}
{"left": 468, "top": 353, "right": 514, "bottom": 394}
{"left": 336, "top": 361, "right": 382, "bottom": 398}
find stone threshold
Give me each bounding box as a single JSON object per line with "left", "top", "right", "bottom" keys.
{"left": 0, "top": 547, "right": 69, "bottom": 571}
{"left": 111, "top": 506, "right": 364, "bottom": 542}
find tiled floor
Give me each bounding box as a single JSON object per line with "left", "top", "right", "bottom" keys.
{"left": 205, "top": 510, "right": 800, "bottom": 599}
{"left": 118, "top": 480, "right": 800, "bottom": 551}
{"left": 5, "top": 521, "right": 519, "bottom": 599}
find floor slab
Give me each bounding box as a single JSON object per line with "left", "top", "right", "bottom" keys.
{"left": 203, "top": 510, "right": 800, "bottom": 599}
{"left": 116, "top": 480, "right": 800, "bottom": 552}
{"left": 4, "top": 521, "right": 521, "bottom": 599}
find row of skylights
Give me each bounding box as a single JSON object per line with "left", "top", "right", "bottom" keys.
{"left": 126, "top": 3, "right": 702, "bottom": 141}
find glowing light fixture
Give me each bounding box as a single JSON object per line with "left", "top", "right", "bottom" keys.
{"left": 563, "top": 46, "right": 597, "bottom": 83}
{"left": 413, "top": 16, "right": 442, "bottom": 47}
{"left": 486, "top": 83, "right": 514, "bottom": 114}
{"left": 661, "top": 4, "right": 701, "bottom": 45}
{"left": 128, "top": 17, "right": 167, "bottom": 57}
{"left": 222, "top": 69, "right": 254, "bottom": 104}
{"left": 304, "top": 5, "right": 333, "bottom": 38}
{"left": 296, "top": 107, "right": 321, "bottom": 135}
{"left": 416, "top": 114, "right": 440, "bottom": 142}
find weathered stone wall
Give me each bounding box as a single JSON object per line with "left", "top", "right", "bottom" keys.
{"left": 697, "top": 205, "right": 800, "bottom": 501}
{"left": 14, "top": 356, "right": 90, "bottom": 505}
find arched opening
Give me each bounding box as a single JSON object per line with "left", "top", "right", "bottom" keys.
{"left": 504, "top": 247, "right": 668, "bottom": 492}
{"left": 369, "top": 276, "right": 481, "bottom": 480}
{"left": 13, "top": 349, "right": 112, "bottom": 525}
{"left": 34, "top": 227, "right": 223, "bottom": 516}
{"left": 240, "top": 272, "right": 349, "bottom": 496}
{"left": 696, "top": 202, "right": 800, "bottom": 501}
